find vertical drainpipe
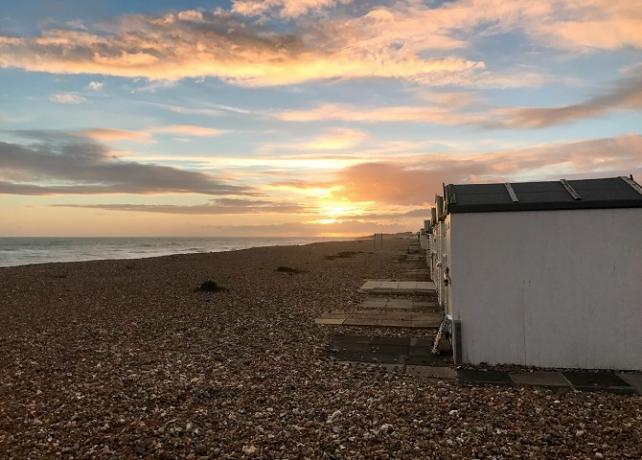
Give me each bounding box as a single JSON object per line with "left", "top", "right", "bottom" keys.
{"left": 453, "top": 319, "right": 462, "bottom": 366}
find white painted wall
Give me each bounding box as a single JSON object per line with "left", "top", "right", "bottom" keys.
{"left": 420, "top": 233, "right": 429, "bottom": 250}
{"left": 449, "top": 208, "right": 642, "bottom": 370}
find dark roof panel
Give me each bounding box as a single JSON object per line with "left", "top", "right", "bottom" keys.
{"left": 446, "top": 176, "right": 642, "bottom": 213}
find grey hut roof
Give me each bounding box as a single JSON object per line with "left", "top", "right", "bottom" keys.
{"left": 445, "top": 176, "right": 642, "bottom": 213}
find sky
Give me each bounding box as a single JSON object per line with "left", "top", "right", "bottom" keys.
{"left": 0, "top": 0, "right": 641, "bottom": 237}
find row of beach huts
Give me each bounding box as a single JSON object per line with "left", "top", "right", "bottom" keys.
{"left": 417, "top": 176, "right": 642, "bottom": 371}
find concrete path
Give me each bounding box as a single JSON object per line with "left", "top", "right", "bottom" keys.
{"left": 359, "top": 280, "right": 436, "bottom": 295}
{"left": 400, "top": 268, "right": 431, "bottom": 281}
{"left": 358, "top": 297, "right": 438, "bottom": 311}
{"left": 325, "top": 334, "right": 642, "bottom": 394}
{"left": 315, "top": 310, "right": 442, "bottom": 328}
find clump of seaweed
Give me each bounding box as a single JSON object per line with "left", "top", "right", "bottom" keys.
{"left": 275, "top": 266, "right": 308, "bottom": 274}
{"left": 194, "top": 280, "right": 227, "bottom": 293}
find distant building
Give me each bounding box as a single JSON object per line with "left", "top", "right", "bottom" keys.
{"left": 429, "top": 176, "right": 642, "bottom": 370}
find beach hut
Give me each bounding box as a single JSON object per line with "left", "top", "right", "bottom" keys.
{"left": 419, "top": 220, "right": 431, "bottom": 250}
{"left": 439, "top": 176, "right": 642, "bottom": 370}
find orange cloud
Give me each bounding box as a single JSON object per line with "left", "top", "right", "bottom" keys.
{"left": 260, "top": 128, "right": 368, "bottom": 154}
{"left": 76, "top": 128, "right": 152, "bottom": 142}
{"left": 152, "top": 125, "right": 225, "bottom": 137}
{"left": 276, "top": 103, "right": 487, "bottom": 125}
{"left": 333, "top": 135, "right": 642, "bottom": 204}
{"left": 0, "top": 11, "right": 482, "bottom": 87}
{"left": 75, "top": 125, "right": 224, "bottom": 142}
{"left": 232, "top": 0, "right": 351, "bottom": 18}
{"left": 0, "top": 2, "right": 640, "bottom": 91}
{"left": 532, "top": 0, "right": 642, "bottom": 50}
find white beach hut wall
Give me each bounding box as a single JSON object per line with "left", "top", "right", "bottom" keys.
{"left": 435, "top": 176, "right": 642, "bottom": 370}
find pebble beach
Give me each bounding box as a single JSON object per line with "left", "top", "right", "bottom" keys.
{"left": 0, "top": 237, "right": 640, "bottom": 459}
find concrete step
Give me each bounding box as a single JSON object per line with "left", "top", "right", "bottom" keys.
{"left": 359, "top": 280, "right": 436, "bottom": 296}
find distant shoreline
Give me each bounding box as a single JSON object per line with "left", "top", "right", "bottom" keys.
{"left": 0, "top": 235, "right": 365, "bottom": 269}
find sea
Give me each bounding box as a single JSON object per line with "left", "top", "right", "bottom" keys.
{"left": 0, "top": 237, "right": 340, "bottom": 268}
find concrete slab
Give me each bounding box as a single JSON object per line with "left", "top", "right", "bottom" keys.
{"left": 406, "top": 365, "right": 456, "bottom": 380}
{"left": 360, "top": 280, "right": 397, "bottom": 290}
{"left": 359, "top": 298, "right": 389, "bottom": 309}
{"left": 315, "top": 317, "right": 345, "bottom": 325}
{"left": 331, "top": 341, "right": 370, "bottom": 352}
{"left": 405, "top": 353, "right": 451, "bottom": 366}
{"left": 411, "top": 320, "right": 442, "bottom": 328}
{"left": 318, "top": 308, "right": 441, "bottom": 329}
{"left": 618, "top": 373, "right": 642, "bottom": 394}
{"left": 458, "top": 369, "right": 513, "bottom": 386}
{"left": 368, "top": 319, "right": 416, "bottom": 328}
{"left": 371, "top": 336, "right": 411, "bottom": 346}
{"left": 510, "top": 371, "right": 570, "bottom": 388}
{"left": 333, "top": 350, "right": 405, "bottom": 365}
{"left": 563, "top": 371, "right": 629, "bottom": 390}
{"left": 347, "top": 311, "right": 420, "bottom": 320}
{"left": 368, "top": 343, "right": 410, "bottom": 356}
{"left": 332, "top": 334, "right": 372, "bottom": 344}
{"left": 358, "top": 297, "right": 439, "bottom": 312}
{"left": 401, "top": 270, "right": 431, "bottom": 281}
{"left": 359, "top": 280, "right": 436, "bottom": 295}
{"left": 342, "top": 317, "right": 428, "bottom": 328}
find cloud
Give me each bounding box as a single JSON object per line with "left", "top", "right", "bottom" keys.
{"left": 74, "top": 125, "right": 224, "bottom": 142}
{"left": 87, "top": 81, "right": 103, "bottom": 91}
{"left": 261, "top": 128, "right": 368, "bottom": 154}
{"left": 277, "top": 77, "right": 642, "bottom": 128}
{"left": 494, "top": 78, "right": 642, "bottom": 128}
{"left": 303, "top": 128, "right": 367, "bottom": 150}
{"left": 176, "top": 10, "right": 205, "bottom": 22}
{"left": 332, "top": 135, "right": 642, "bottom": 204}
{"left": 275, "top": 103, "right": 487, "bottom": 125}
{"left": 0, "top": 6, "right": 483, "bottom": 87}
{"left": 75, "top": 128, "right": 152, "bottom": 142}
{"left": 232, "top": 0, "right": 352, "bottom": 18}
{"left": 48, "top": 93, "right": 86, "bottom": 104}
{"left": 0, "top": 2, "right": 640, "bottom": 90}
{"left": 0, "top": 131, "right": 248, "bottom": 195}
{"left": 532, "top": 0, "right": 642, "bottom": 50}
{"left": 52, "top": 198, "right": 304, "bottom": 214}
{"left": 152, "top": 125, "right": 225, "bottom": 137}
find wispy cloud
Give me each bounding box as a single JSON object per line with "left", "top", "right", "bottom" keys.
{"left": 493, "top": 78, "right": 642, "bottom": 128}
{"left": 275, "top": 103, "right": 486, "bottom": 125}
{"left": 74, "top": 125, "right": 224, "bottom": 142}
{"left": 75, "top": 128, "right": 152, "bottom": 142}
{"left": 53, "top": 198, "right": 305, "bottom": 214}
{"left": 260, "top": 128, "right": 368, "bottom": 154}
{"left": 0, "top": 131, "right": 248, "bottom": 195}
{"left": 48, "top": 93, "right": 86, "bottom": 104}
{"left": 152, "top": 125, "right": 225, "bottom": 137}
{"left": 277, "top": 77, "right": 642, "bottom": 128}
